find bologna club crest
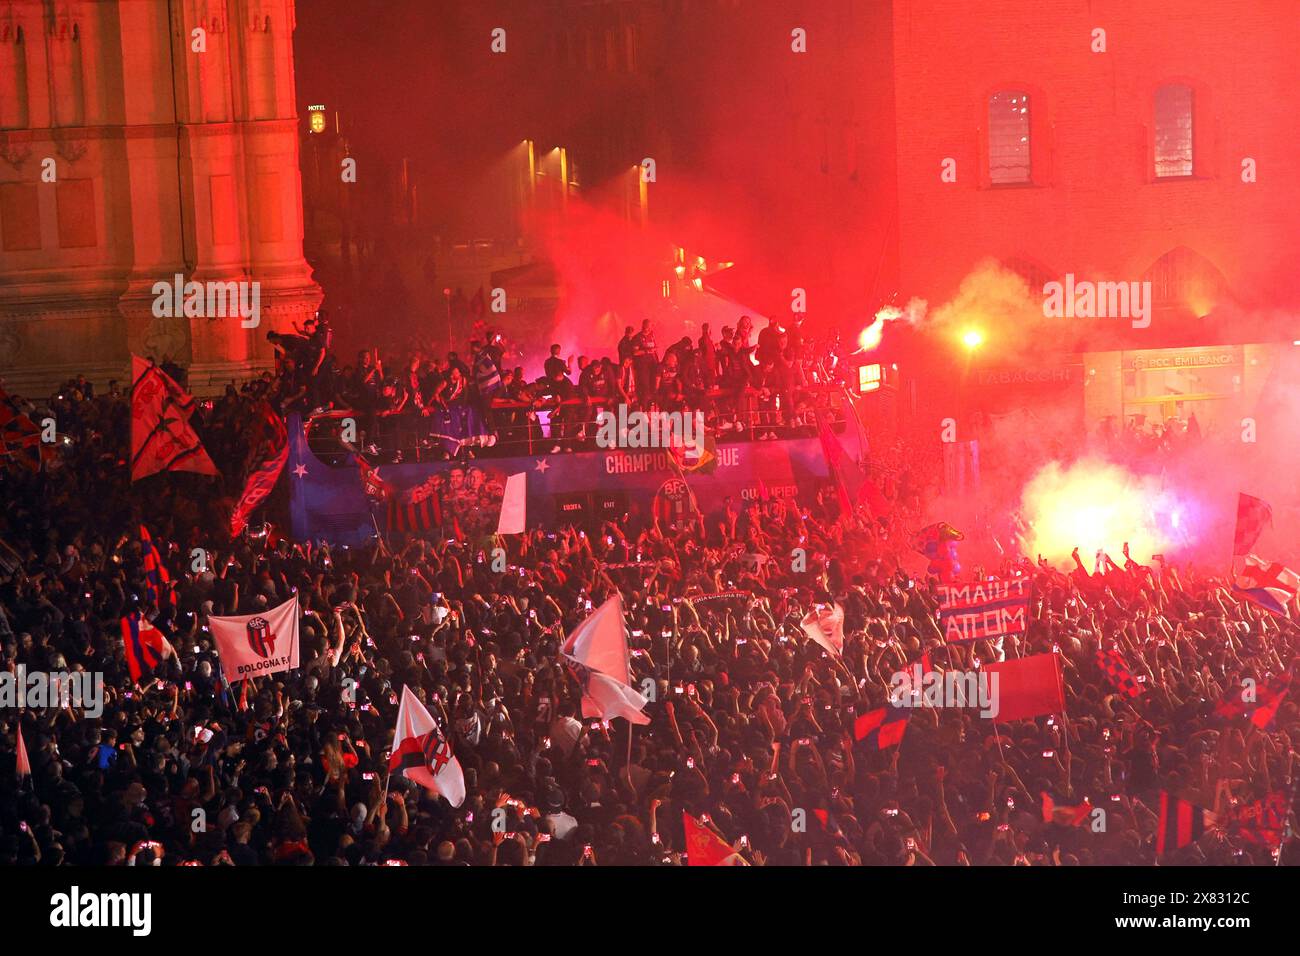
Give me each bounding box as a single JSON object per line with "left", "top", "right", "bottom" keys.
{"left": 245, "top": 616, "right": 276, "bottom": 658}
{"left": 422, "top": 730, "right": 455, "bottom": 776}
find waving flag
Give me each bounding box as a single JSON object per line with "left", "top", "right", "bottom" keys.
{"left": 1041, "top": 792, "right": 1092, "bottom": 827}
{"left": 139, "top": 524, "right": 176, "bottom": 609}
{"left": 683, "top": 812, "right": 746, "bottom": 866}
{"left": 815, "top": 408, "right": 875, "bottom": 516}
{"left": 130, "top": 356, "right": 219, "bottom": 481}
{"left": 120, "top": 613, "right": 175, "bottom": 684}
{"left": 1232, "top": 554, "right": 1298, "bottom": 617}
{"left": 984, "top": 653, "right": 1064, "bottom": 723}
{"left": 1096, "top": 648, "right": 1143, "bottom": 699}
{"left": 562, "top": 595, "right": 650, "bottom": 725}
{"left": 389, "top": 685, "right": 466, "bottom": 807}
{"left": 207, "top": 595, "right": 300, "bottom": 684}
{"left": 1233, "top": 493, "right": 1273, "bottom": 556}
{"left": 800, "top": 602, "right": 845, "bottom": 657}
{"left": 1215, "top": 672, "right": 1291, "bottom": 724}
{"left": 0, "top": 388, "right": 58, "bottom": 473}
{"left": 1156, "top": 792, "right": 1215, "bottom": 856}
{"left": 230, "top": 402, "right": 288, "bottom": 537}
{"left": 854, "top": 705, "right": 909, "bottom": 750}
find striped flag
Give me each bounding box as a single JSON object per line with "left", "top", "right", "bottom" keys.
{"left": 139, "top": 524, "right": 175, "bottom": 609}
{"left": 854, "top": 705, "right": 909, "bottom": 750}
{"left": 121, "top": 613, "right": 175, "bottom": 684}
{"left": 357, "top": 456, "right": 442, "bottom": 533}
{"left": 1156, "top": 792, "right": 1215, "bottom": 856}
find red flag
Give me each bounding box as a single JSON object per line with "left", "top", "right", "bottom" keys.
{"left": 1156, "top": 792, "right": 1214, "bottom": 856}
{"left": 130, "top": 356, "right": 219, "bottom": 481}
{"left": 1041, "top": 791, "right": 1092, "bottom": 826}
{"left": 1250, "top": 686, "right": 1288, "bottom": 729}
{"left": 683, "top": 812, "right": 745, "bottom": 866}
{"left": 815, "top": 409, "right": 871, "bottom": 515}
{"left": 230, "top": 402, "right": 288, "bottom": 537}
{"left": 984, "top": 653, "right": 1064, "bottom": 723}
{"left": 1233, "top": 493, "right": 1273, "bottom": 556}
{"left": 16, "top": 724, "right": 31, "bottom": 778}
{"left": 853, "top": 705, "right": 909, "bottom": 749}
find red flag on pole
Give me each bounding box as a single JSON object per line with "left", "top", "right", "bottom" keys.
{"left": 984, "top": 653, "right": 1065, "bottom": 723}
{"left": 130, "top": 356, "right": 219, "bottom": 481}
{"left": 230, "top": 401, "right": 288, "bottom": 537}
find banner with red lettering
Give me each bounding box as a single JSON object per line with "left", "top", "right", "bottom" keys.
{"left": 938, "top": 577, "right": 1031, "bottom": 643}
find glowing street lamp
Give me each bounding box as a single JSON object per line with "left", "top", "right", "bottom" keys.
{"left": 961, "top": 328, "right": 984, "bottom": 349}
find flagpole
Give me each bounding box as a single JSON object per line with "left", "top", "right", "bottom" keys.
{"left": 370, "top": 510, "right": 389, "bottom": 553}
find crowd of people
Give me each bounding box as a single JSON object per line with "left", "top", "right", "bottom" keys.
{"left": 2, "top": 351, "right": 1297, "bottom": 867}
{"left": 266, "top": 313, "right": 846, "bottom": 459}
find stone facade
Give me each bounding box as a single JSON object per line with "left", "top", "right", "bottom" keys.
{"left": 0, "top": 0, "right": 320, "bottom": 396}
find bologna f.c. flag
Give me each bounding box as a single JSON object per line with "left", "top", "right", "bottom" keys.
{"left": 984, "top": 653, "right": 1065, "bottom": 723}
{"left": 207, "top": 595, "right": 300, "bottom": 684}
{"left": 683, "top": 812, "right": 746, "bottom": 866}
{"left": 120, "top": 613, "right": 175, "bottom": 684}
{"left": 1156, "top": 792, "right": 1215, "bottom": 856}
{"left": 389, "top": 685, "right": 466, "bottom": 807}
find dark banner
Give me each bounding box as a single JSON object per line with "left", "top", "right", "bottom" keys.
{"left": 287, "top": 417, "right": 863, "bottom": 545}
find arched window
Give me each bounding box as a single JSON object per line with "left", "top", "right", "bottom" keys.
{"left": 988, "top": 90, "right": 1031, "bottom": 185}
{"left": 1142, "top": 247, "right": 1225, "bottom": 313}
{"left": 1002, "top": 257, "right": 1056, "bottom": 296}
{"left": 1154, "top": 84, "right": 1194, "bottom": 178}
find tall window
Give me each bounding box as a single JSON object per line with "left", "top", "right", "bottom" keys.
{"left": 1154, "top": 84, "right": 1194, "bottom": 178}
{"left": 988, "top": 91, "right": 1031, "bottom": 185}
